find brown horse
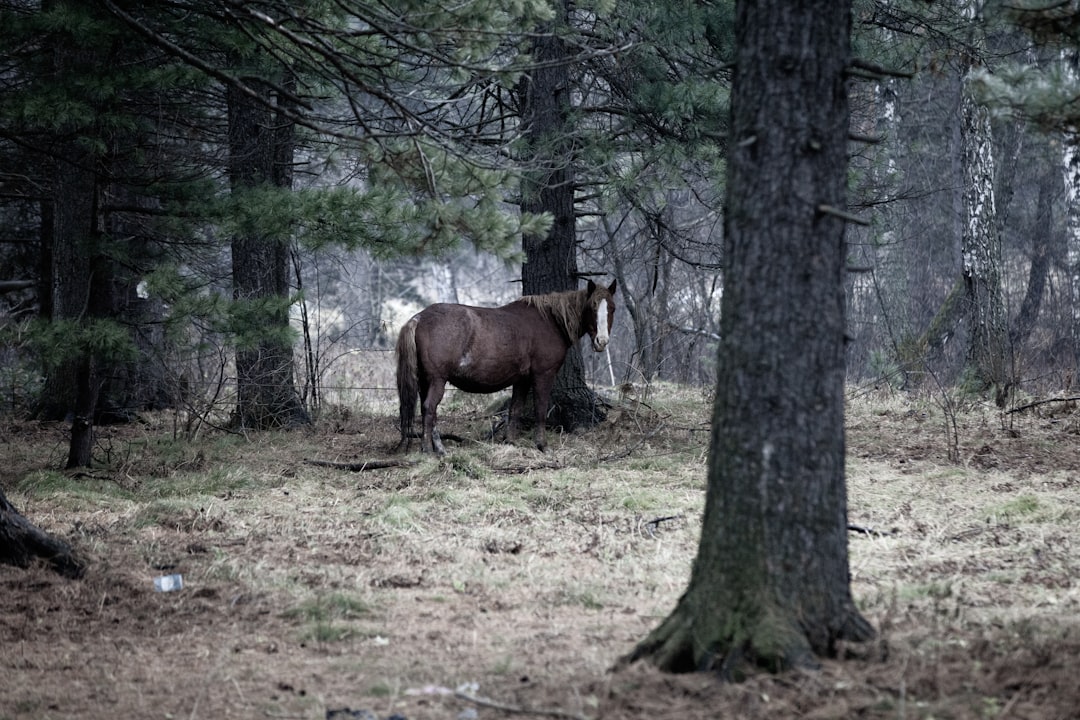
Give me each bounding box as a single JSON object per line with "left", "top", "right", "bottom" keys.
{"left": 395, "top": 279, "right": 617, "bottom": 455}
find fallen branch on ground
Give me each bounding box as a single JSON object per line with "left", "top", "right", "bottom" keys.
{"left": 455, "top": 691, "right": 591, "bottom": 720}
{"left": 492, "top": 462, "right": 561, "bottom": 474}
{"left": 645, "top": 515, "right": 681, "bottom": 529}
{"left": 303, "top": 458, "right": 419, "bottom": 472}
{"left": 1006, "top": 396, "right": 1080, "bottom": 415}
{"left": 847, "top": 523, "right": 896, "bottom": 537}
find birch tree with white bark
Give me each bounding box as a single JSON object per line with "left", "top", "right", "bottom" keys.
{"left": 958, "top": 0, "right": 1008, "bottom": 395}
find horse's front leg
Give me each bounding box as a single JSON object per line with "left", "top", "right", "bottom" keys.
{"left": 422, "top": 378, "right": 448, "bottom": 456}
{"left": 531, "top": 374, "right": 556, "bottom": 452}
{"left": 506, "top": 380, "right": 530, "bottom": 443}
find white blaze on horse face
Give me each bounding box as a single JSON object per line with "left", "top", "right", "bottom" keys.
{"left": 592, "top": 299, "right": 610, "bottom": 351}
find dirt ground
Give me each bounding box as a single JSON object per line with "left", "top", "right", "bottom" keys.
{"left": 2, "top": 386, "right": 1080, "bottom": 720}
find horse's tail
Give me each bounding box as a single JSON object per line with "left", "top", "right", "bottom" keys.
{"left": 395, "top": 317, "right": 420, "bottom": 448}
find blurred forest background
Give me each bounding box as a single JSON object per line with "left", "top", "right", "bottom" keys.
{"left": 3, "top": 0, "right": 1080, "bottom": 465}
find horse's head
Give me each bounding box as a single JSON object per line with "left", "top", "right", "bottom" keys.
{"left": 584, "top": 279, "right": 617, "bottom": 352}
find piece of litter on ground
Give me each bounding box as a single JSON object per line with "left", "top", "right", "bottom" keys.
{"left": 152, "top": 574, "right": 183, "bottom": 592}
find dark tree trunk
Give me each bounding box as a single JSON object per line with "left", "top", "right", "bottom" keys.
{"left": 36, "top": 152, "right": 97, "bottom": 424}
{"left": 1010, "top": 165, "right": 1054, "bottom": 351}
{"left": 628, "top": 0, "right": 873, "bottom": 676}
{"left": 518, "top": 0, "right": 604, "bottom": 431}
{"left": 227, "top": 67, "right": 309, "bottom": 430}
{"left": 34, "top": 6, "right": 138, "bottom": 467}
{"left": 0, "top": 486, "right": 84, "bottom": 578}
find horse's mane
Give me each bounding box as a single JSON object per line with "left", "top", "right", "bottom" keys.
{"left": 520, "top": 288, "right": 588, "bottom": 341}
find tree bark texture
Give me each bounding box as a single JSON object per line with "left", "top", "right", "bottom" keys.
{"left": 0, "top": 486, "right": 84, "bottom": 578}
{"left": 1063, "top": 136, "right": 1080, "bottom": 372}
{"left": 959, "top": 67, "right": 1008, "bottom": 392}
{"left": 629, "top": 0, "right": 873, "bottom": 676}
{"left": 227, "top": 70, "right": 309, "bottom": 430}
{"left": 518, "top": 0, "right": 603, "bottom": 431}
{"left": 36, "top": 152, "right": 97, "bottom": 424}
{"left": 34, "top": 20, "right": 115, "bottom": 467}
{"left": 1010, "top": 163, "right": 1054, "bottom": 350}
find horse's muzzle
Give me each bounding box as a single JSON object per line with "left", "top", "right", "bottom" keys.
{"left": 592, "top": 336, "right": 608, "bottom": 352}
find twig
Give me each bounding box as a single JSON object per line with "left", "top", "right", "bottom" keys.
{"left": 455, "top": 691, "right": 591, "bottom": 720}
{"left": 646, "top": 515, "right": 681, "bottom": 530}
{"left": 492, "top": 462, "right": 562, "bottom": 474}
{"left": 303, "top": 458, "right": 418, "bottom": 471}
{"left": 849, "top": 132, "right": 883, "bottom": 144}
{"left": 643, "top": 515, "right": 682, "bottom": 538}
{"left": 667, "top": 323, "right": 721, "bottom": 341}
{"left": 847, "top": 523, "right": 895, "bottom": 537}
{"left": 847, "top": 58, "right": 915, "bottom": 79}
{"left": 817, "top": 204, "right": 871, "bottom": 226}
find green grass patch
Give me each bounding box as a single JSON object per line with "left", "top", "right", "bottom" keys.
{"left": 284, "top": 592, "right": 376, "bottom": 644}
{"left": 142, "top": 465, "right": 263, "bottom": 499}
{"left": 15, "top": 470, "right": 135, "bottom": 504}
{"left": 991, "top": 495, "right": 1040, "bottom": 521}
{"left": 374, "top": 495, "right": 417, "bottom": 528}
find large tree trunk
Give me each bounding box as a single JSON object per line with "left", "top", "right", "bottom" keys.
{"left": 517, "top": 0, "right": 604, "bottom": 431}
{"left": 628, "top": 0, "right": 873, "bottom": 676}
{"left": 227, "top": 66, "right": 309, "bottom": 430}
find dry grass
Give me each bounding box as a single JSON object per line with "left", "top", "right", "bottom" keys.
{"left": 1, "top": 383, "right": 1079, "bottom": 720}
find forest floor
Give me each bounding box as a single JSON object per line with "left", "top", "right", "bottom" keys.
{"left": 2, "top": 383, "right": 1080, "bottom": 720}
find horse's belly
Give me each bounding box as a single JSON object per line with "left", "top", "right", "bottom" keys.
{"left": 448, "top": 365, "right": 523, "bottom": 393}
{"left": 449, "top": 376, "right": 512, "bottom": 393}
{"left": 446, "top": 356, "right": 527, "bottom": 393}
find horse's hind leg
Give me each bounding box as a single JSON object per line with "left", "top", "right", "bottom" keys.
{"left": 422, "top": 378, "right": 448, "bottom": 456}
{"left": 531, "top": 374, "right": 556, "bottom": 452}
{"left": 505, "top": 380, "right": 529, "bottom": 443}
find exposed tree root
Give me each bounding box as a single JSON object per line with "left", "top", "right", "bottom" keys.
{"left": 0, "top": 487, "right": 85, "bottom": 578}
{"left": 625, "top": 594, "right": 874, "bottom": 680}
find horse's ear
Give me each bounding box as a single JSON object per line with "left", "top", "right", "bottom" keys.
{"left": 608, "top": 279, "right": 617, "bottom": 295}
{"left": 587, "top": 279, "right": 597, "bottom": 294}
